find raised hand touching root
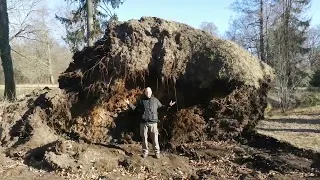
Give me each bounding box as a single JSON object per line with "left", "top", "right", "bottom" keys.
{"left": 169, "top": 100, "right": 176, "bottom": 106}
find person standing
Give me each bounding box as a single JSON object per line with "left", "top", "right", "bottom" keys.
{"left": 125, "top": 87, "right": 176, "bottom": 159}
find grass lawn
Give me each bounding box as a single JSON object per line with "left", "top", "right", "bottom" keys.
{"left": 257, "top": 106, "right": 320, "bottom": 152}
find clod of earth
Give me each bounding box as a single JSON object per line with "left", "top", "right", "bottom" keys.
{"left": 3, "top": 17, "right": 275, "bottom": 147}
{"left": 0, "top": 16, "right": 275, "bottom": 154}
{"left": 57, "top": 16, "right": 273, "bottom": 146}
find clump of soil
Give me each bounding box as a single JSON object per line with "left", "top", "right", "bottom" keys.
{"left": 167, "top": 107, "right": 206, "bottom": 147}
{"left": 54, "top": 16, "right": 274, "bottom": 145}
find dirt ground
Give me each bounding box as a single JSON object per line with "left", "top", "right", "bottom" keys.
{"left": 0, "top": 95, "right": 320, "bottom": 179}
{"left": 0, "top": 94, "right": 320, "bottom": 179}
{"left": 1, "top": 133, "right": 320, "bottom": 180}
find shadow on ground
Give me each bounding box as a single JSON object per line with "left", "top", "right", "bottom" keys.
{"left": 257, "top": 127, "right": 320, "bottom": 133}
{"left": 263, "top": 118, "right": 320, "bottom": 125}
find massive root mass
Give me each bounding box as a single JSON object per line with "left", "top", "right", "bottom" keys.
{"left": 1, "top": 17, "right": 274, "bottom": 153}
{"left": 54, "top": 16, "right": 274, "bottom": 146}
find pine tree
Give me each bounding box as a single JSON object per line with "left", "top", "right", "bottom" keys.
{"left": 56, "top": 0, "right": 123, "bottom": 52}
{"left": 270, "top": 0, "right": 311, "bottom": 111}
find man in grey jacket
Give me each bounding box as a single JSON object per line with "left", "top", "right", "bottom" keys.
{"left": 125, "top": 87, "right": 175, "bottom": 159}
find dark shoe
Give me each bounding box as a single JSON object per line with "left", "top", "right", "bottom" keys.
{"left": 155, "top": 153, "right": 160, "bottom": 159}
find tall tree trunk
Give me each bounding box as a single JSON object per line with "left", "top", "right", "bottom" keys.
{"left": 86, "top": 0, "right": 94, "bottom": 46}
{"left": 265, "top": 1, "right": 269, "bottom": 64}
{"left": 0, "top": 0, "right": 16, "bottom": 101}
{"left": 46, "top": 41, "right": 54, "bottom": 84}
{"left": 259, "top": 0, "right": 265, "bottom": 62}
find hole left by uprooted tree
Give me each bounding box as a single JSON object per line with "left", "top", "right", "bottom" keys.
{"left": 12, "top": 17, "right": 275, "bottom": 149}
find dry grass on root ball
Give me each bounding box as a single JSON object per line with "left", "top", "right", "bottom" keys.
{"left": 46, "top": 17, "right": 274, "bottom": 145}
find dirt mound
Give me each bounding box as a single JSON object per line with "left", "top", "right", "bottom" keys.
{"left": 54, "top": 16, "right": 274, "bottom": 145}
{"left": 0, "top": 89, "right": 194, "bottom": 179}
{"left": 0, "top": 17, "right": 275, "bottom": 173}
{"left": 168, "top": 107, "right": 206, "bottom": 146}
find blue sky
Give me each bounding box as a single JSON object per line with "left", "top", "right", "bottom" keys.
{"left": 113, "top": 0, "right": 236, "bottom": 33}
{"left": 50, "top": 0, "right": 320, "bottom": 35}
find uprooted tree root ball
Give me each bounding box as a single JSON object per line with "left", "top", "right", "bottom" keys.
{"left": 55, "top": 16, "right": 274, "bottom": 145}
{"left": 0, "top": 17, "right": 274, "bottom": 153}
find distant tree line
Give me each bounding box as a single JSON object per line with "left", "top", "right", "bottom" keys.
{"left": 225, "top": 0, "right": 319, "bottom": 111}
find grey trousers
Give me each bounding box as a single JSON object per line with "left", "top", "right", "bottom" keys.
{"left": 140, "top": 122, "right": 160, "bottom": 154}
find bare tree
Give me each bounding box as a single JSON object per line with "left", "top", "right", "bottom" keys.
{"left": 11, "top": 35, "right": 72, "bottom": 84}
{"left": 38, "top": 10, "right": 55, "bottom": 84}
{"left": 259, "top": 0, "right": 265, "bottom": 61}
{"left": 87, "top": 0, "right": 94, "bottom": 46}
{"left": 200, "top": 21, "right": 219, "bottom": 36}
{"left": 8, "top": 0, "right": 44, "bottom": 42}
{"left": 226, "top": 0, "right": 275, "bottom": 62}
{"left": 269, "top": 0, "right": 311, "bottom": 111}
{"left": 0, "top": 0, "right": 16, "bottom": 100}
{"left": 227, "top": 0, "right": 312, "bottom": 111}
{"left": 307, "top": 25, "right": 320, "bottom": 70}
{"left": 13, "top": 38, "right": 70, "bottom": 84}
{"left": 8, "top": 7, "right": 72, "bottom": 84}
